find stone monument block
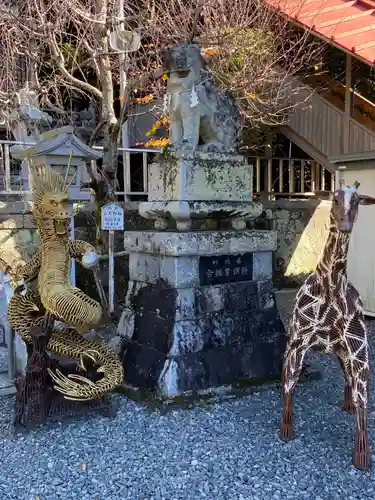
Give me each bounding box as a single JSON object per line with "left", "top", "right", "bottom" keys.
{"left": 148, "top": 151, "right": 252, "bottom": 202}
{"left": 120, "top": 230, "right": 286, "bottom": 398}
{"left": 140, "top": 151, "right": 261, "bottom": 232}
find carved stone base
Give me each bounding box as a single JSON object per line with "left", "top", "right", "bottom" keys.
{"left": 120, "top": 229, "right": 286, "bottom": 398}
{"left": 139, "top": 200, "right": 263, "bottom": 231}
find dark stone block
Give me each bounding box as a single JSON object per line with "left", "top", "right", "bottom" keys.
{"left": 261, "top": 307, "right": 286, "bottom": 341}
{"left": 122, "top": 280, "right": 177, "bottom": 388}
{"left": 246, "top": 307, "right": 286, "bottom": 342}
{"left": 195, "top": 285, "right": 225, "bottom": 317}
{"left": 258, "top": 279, "right": 276, "bottom": 309}
{"left": 174, "top": 346, "right": 236, "bottom": 391}
{"left": 210, "top": 311, "right": 251, "bottom": 347}
{"left": 129, "top": 280, "right": 177, "bottom": 354}
{"left": 209, "top": 307, "right": 285, "bottom": 348}
{"left": 171, "top": 319, "right": 213, "bottom": 355}
{"left": 134, "top": 311, "right": 170, "bottom": 352}
{"left": 122, "top": 277, "right": 287, "bottom": 397}
{"left": 173, "top": 336, "right": 284, "bottom": 393}
{"left": 203, "top": 344, "right": 243, "bottom": 386}
{"left": 223, "top": 281, "right": 258, "bottom": 313}
{"left": 175, "top": 353, "right": 210, "bottom": 390}
{"left": 123, "top": 343, "right": 166, "bottom": 389}
{"left": 210, "top": 313, "right": 236, "bottom": 347}
{"left": 256, "top": 337, "right": 286, "bottom": 376}
{"left": 131, "top": 281, "right": 177, "bottom": 321}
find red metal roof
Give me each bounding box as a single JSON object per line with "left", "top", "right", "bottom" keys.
{"left": 267, "top": 0, "right": 375, "bottom": 65}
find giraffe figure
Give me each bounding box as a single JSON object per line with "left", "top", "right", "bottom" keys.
{"left": 280, "top": 180, "right": 375, "bottom": 471}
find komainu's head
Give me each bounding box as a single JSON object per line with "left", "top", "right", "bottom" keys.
{"left": 163, "top": 43, "right": 205, "bottom": 87}
{"left": 30, "top": 165, "right": 70, "bottom": 236}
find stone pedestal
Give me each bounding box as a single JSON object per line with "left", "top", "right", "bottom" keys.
{"left": 121, "top": 230, "right": 287, "bottom": 398}
{"left": 119, "top": 150, "right": 286, "bottom": 398}
{"left": 139, "top": 152, "right": 260, "bottom": 231}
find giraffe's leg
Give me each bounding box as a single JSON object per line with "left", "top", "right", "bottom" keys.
{"left": 280, "top": 338, "right": 310, "bottom": 441}
{"left": 336, "top": 352, "right": 355, "bottom": 414}
{"left": 340, "top": 341, "right": 371, "bottom": 470}
{"left": 353, "top": 367, "right": 371, "bottom": 471}
{"left": 354, "top": 405, "right": 371, "bottom": 471}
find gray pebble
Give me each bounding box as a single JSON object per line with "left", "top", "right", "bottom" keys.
{"left": 0, "top": 321, "right": 375, "bottom": 499}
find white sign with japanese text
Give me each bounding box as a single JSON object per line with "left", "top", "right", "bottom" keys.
{"left": 101, "top": 203, "right": 124, "bottom": 231}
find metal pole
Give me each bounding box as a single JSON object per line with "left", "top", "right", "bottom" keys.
{"left": 108, "top": 230, "right": 115, "bottom": 314}
{"left": 118, "top": 0, "right": 130, "bottom": 201}
{"left": 93, "top": 268, "right": 109, "bottom": 311}
{"left": 69, "top": 204, "right": 76, "bottom": 286}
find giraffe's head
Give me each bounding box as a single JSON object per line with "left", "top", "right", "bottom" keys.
{"left": 316, "top": 181, "right": 375, "bottom": 233}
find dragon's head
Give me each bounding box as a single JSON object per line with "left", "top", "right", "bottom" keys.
{"left": 30, "top": 165, "right": 70, "bottom": 237}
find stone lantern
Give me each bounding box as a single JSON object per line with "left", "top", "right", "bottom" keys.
{"left": 10, "top": 125, "right": 102, "bottom": 202}
{"left": 11, "top": 125, "right": 102, "bottom": 283}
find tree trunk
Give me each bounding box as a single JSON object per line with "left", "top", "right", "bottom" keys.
{"left": 94, "top": 121, "right": 120, "bottom": 249}
{"left": 93, "top": 38, "right": 121, "bottom": 248}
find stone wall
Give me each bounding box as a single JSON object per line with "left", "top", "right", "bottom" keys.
{"left": 0, "top": 198, "right": 331, "bottom": 293}
{"left": 263, "top": 199, "right": 331, "bottom": 288}
{"left": 0, "top": 201, "right": 39, "bottom": 267}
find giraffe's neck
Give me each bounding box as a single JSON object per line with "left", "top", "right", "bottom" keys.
{"left": 316, "top": 218, "right": 351, "bottom": 294}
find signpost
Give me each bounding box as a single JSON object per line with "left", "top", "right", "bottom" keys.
{"left": 101, "top": 203, "right": 124, "bottom": 314}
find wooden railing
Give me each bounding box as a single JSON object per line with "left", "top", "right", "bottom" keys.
{"left": 288, "top": 83, "right": 375, "bottom": 158}
{"left": 0, "top": 140, "right": 155, "bottom": 200}
{"left": 348, "top": 119, "right": 375, "bottom": 153}
{"left": 249, "top": 156, "right": 333, "bottom": 201}
{"left": 0, "top": 140, "right": 333, "bottom": 201}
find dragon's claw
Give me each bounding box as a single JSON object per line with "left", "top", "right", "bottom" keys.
{"left": 78, "top": 356, "right": 87, "bottom": 372}
{"left": 47, "top": 367, "right": 103, "bottom": 401}
{"left": 43, "top": 312, "right": 55, "bottom": 332}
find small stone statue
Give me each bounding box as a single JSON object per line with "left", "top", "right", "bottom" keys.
{"left": 163, "top": 43, "right": 240, "bottom": 153}
{"left": 9, "top": 84, "right": 52, "bottom": 144}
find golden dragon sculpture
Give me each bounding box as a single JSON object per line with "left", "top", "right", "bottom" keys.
{"left": 6, "top": 165, "right": 124, "bottom": 401}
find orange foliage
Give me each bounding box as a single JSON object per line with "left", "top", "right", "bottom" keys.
{"left": 135, "top": 94, "right": 154, "bottom": 104}
{"left": 145, "top": 116, "right": 170, "bottom": 137}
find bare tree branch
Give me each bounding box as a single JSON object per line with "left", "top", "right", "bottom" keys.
{"left": 0, "top": 0, "right": 325, "bottom": 215}
{"left": 49, "top": 32, "right": 103, "bottom": 100}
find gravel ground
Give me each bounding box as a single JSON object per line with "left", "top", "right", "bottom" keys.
{"left": 0, "top": 346, "right": 7, "bottom": 373}
{"left": 1, "top": 291, "right": 375, "bottom": 500}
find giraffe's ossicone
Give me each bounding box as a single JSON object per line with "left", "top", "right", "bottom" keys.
{"left": 7, "top": 165, "right": 124, "bottom": 401}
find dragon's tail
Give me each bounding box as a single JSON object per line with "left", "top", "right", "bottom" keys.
{"left": 46, "top": 329, "right": 124, "bottom": 401}
{"left": 8, "top": 290, "right": 124, "bottom": 401}
{"left": 42, "top": 287, "right": 102, "bottom": 333}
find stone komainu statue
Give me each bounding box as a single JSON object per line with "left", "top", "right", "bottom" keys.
{"left": 7, "top": 165, "right": 124, "bottom": 401}
{"left": 163, "top": 43, "right": 240, "bottom": 153}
